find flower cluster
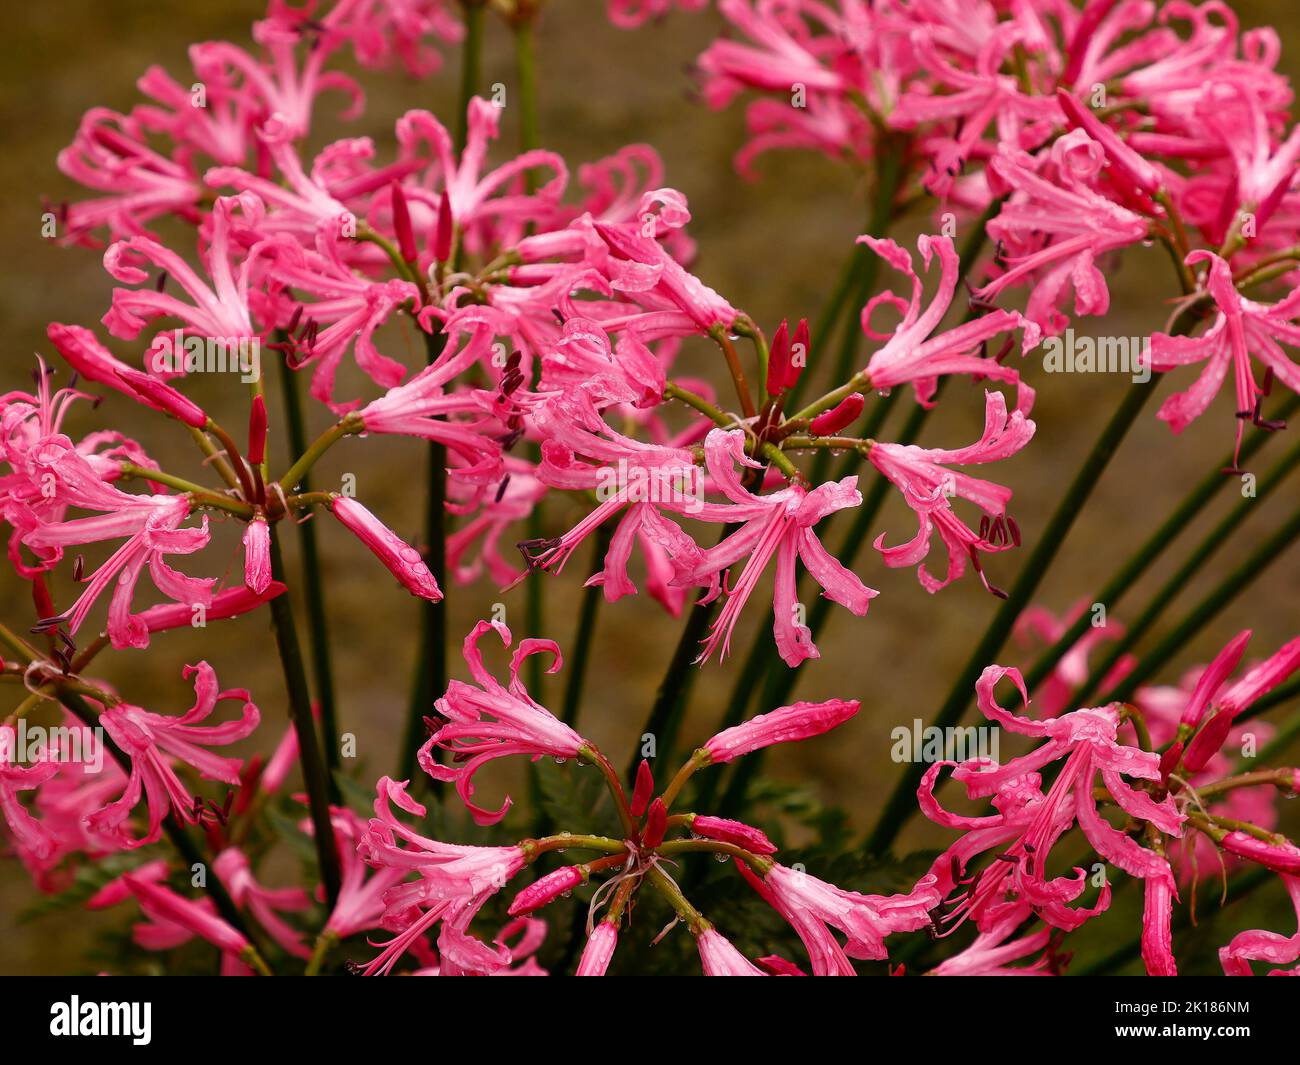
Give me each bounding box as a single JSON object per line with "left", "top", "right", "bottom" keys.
{"left": 1, "top": 0, "right": 1298, "bottom": 980}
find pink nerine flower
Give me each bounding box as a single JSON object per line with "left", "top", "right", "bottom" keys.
{"left": 19, "top": 439, "right": 215, "bottom": 649}
{"left": 859, "top": 234, "right": 1038, "bottom": 411}
{"left": 329, "top": 495, "right": 442, "bottom": 602}
{"left": 760, "top": 864, "right": 941, "bottom": 962}
{"left": 1142, "top": 868, "right": 1179, "bottom": 977}
{"left": 672, "top": 428, "right": 876, "bottom": 666}
{"left": 0, "top": 725, "right": 59, "bottom": 862}
{"left": 868, "top": 390, "right": 1034, "bottom": 597}
{"left": 354, "top": 326, "right": 503, "bottom": 484}
{"left": 418, "top": 621, "right": 588, "bottom": 825}
{"left": 700, "top": 698, "right": 859, "bottom": 764}
{"left": 214, "top": 847, "right": 311, "bottom": 960}
{"left": 319, "top": 807, "right": 409, "bottom": 940}
{"left": 696, "top": 927, "right": 765, "bottom": 976}
{"left": 1220, "top": 874, "right": 1300, "bottom": 976}
{"left": 358, "top": 778, "right": 528, "bottom": 975}
{"left": 1150, "top": 251, "right": 1300, "bottom": 466}
{"left": 87, "top": 861, "right": 250, "bottom": 961}
{"left": 88, "top": 662, "right": 260, "bottom": 847}
{"left": 978, "top": 133, "right": 1151, "bottom": 334}
{"left": 101, "top": 193, "right": 262, "bottom": 349}
{"left": 924, "top": 667, "right": 1183, "bottom": 946}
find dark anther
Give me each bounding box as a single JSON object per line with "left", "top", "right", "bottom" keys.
{"left": 494, "top": 475, "right": 511, "bottom": 504}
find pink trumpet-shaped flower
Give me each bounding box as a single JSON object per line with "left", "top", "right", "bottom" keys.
{"left": 696, "top": 927, "right": 766, "bottom": 976}
{"left": 672, "top": 428, "right": 876, "bottom": 666}
{"left": 868, "top": 389, "right": 1034, "bottom": 596}
{"left": 329, "top": 495, "right": 442, "bottom": 602}
{"left": 1150, "top": 251, "right": 1300, "bottom": 466}
{"left": 736, "top": 859, "right": 855, "bottom": 976}
{"left": 88, "top": 662, "right": 260, "bottom": 847}
{"left": 700, "top": 698, "right": 859, "bottom": 764}
{"left": 418, "top": 621, "right": 587, "bottom": 825}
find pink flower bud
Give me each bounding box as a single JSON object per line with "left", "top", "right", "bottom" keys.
{"left": 1061, "top": 0, "right": 1120, "bottom": 88}
{"left": 330, "top": 496, "right": 442, "bottom": 601}
{"left": 756, "top": 955, "right": 806, "bottom": 976}
{"left": 433, "top": 189, "right": 454, "bottom": 263}
{"left": 702, "top": 699, "right": 860, "bottom": 764}
{"left": 247, "top": 395, "right": 267, "bottom": 466}
{"left": 1182, "top": 710, "right": 1234, "bottom": 775}
{"left": 508, "top": 865, "right": 584, "bottom": 916}
{"left": 642, "top": 797, "right": 667, "bottom": 849}
{"left": 692, "top": 814, "right": 777, "bottom": 855}
{"left": 809, "top": 392, "right": 865, "bottom": 436}
{"left": 114, "top": 366, "right": 207, "bottom": 428}
{"left": 576, "top": 922, "right": 618, "bottom": 976}
{"left": 697, "top": 928, "right": 765, "bottom": 975}
{"left": 1220, "top": 831, "right": 1300, "bottom": 876}
{"left": 139, "top": 582, "right": 286, "bottom": 632}
{"left": 242, "top": 518, "right": 272, "bottom": 595}
{"left": 765, "top": 319, "right": 790, "bottom": 397}
{"left": 391, "top": 182, "right": 418, "bottom": 264}
{"left": 631, "top": 758, "right": 654, "bottom": 817}
{"left": 1056, "top": 89, "right": 1161, "bottom": 197}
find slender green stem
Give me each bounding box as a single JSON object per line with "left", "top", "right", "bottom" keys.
{"left": 1096, "top": 502, "right": 1300, "bottom": 706}
{"left": 625, "top": 591, "right": 718, "bottom": 786}
{"left": 1022, "top": 394, "right": 1300, "bottom": 697}
{"left": 305, "top": 928, "right": 339, "bottom": 976}
{"left": 117, "top": 463, "right": 253, "bottom": 518}
{"left": 276, "top": 350, "right": 341, "bottom": 805}
{"left": 513, "top": 15, "right": 539, "bottom": 163}
{"left": 456, "top": 1, "right": 487, "bottom": 153}
{"left": 1071, "top": 432, "right": 1300, "bottom": 706}
{"left": 560, "top": 524, "right": 613, "bottom": 727}
{"left": 277, "top": 417, "right": 360, "bottom": 493}
{"left": 399, "top": 326, "right": 450, "bottom": 783}
{"left": 267, "top": 527, "right": 342, "bottom": 908}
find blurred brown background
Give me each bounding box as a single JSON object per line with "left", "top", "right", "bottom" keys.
{"left": 1, "top": 1, "right": 1297, "bottom": 973}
